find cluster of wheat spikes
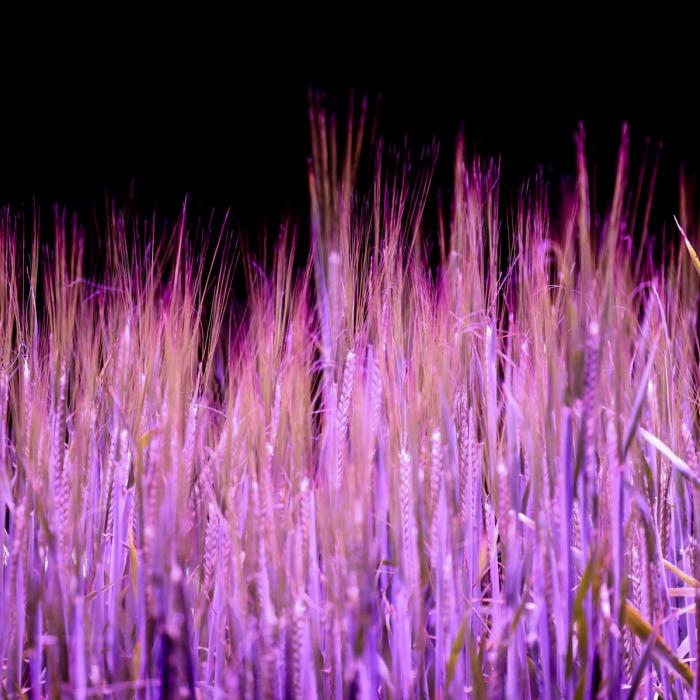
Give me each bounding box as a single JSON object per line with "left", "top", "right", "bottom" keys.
{"left": 1, "top": 100, "right": 700, "bottom": 700}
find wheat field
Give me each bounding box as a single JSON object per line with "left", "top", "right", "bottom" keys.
{"left": 1, "top": 100, "right": 700, "bottom": 698}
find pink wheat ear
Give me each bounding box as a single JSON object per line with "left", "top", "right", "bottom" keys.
{"left": 335, "top": 348, "right": 355, "bottom": 491}
{"left": 428, "top": 428, "right": 443, "bottom": 570}
{"left": 399, "top": 448, "right": 419, "bottom": 611}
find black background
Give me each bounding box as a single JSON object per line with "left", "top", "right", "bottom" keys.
{"left": 1, "top": 25, "right": 697, "bottom": 248}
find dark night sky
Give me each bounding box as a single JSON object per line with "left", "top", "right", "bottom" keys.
{"left": 1, "top": 26, "right": 697, "bottom": 242}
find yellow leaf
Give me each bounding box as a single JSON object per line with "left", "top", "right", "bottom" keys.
{"left": 478, "top": 536, "right": 489, "bottom": 580}
{"left": 624, "top": 600, "right": 694, "bottom": 686}
{"left": 675, "top": 215, "right": 700, "bottom": 277}
{"left": 664, "top": 558, "right": 700, "bottom": 588}
{"left": 128, "top": 528, "right": 138, "bottom": 594}
{"left": 138, "top": 429, "right": 158, "bottom": 450}
{"left": 132, "top": 640, "right": 141, "bottom": 681}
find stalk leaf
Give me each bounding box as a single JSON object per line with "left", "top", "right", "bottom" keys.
{"left": 664, "top": 559, "right": 700, "bottom": 588}
{"left": 446, "top": 617, "right": 468, "bottom": 687}
{"left": 621, "top": 330, "right": 660, "bottom": 460}
{"left": 624, "top": 601, "right": 694, "bottom": 687}
{"left": 638, "top": 427, "right": 700, "bottom": 487}
{"left": 467, "top": 626, "right": 487, "bottom": 700}
{"left": 627, "top": 627, "right": 657, "bottom": 698}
